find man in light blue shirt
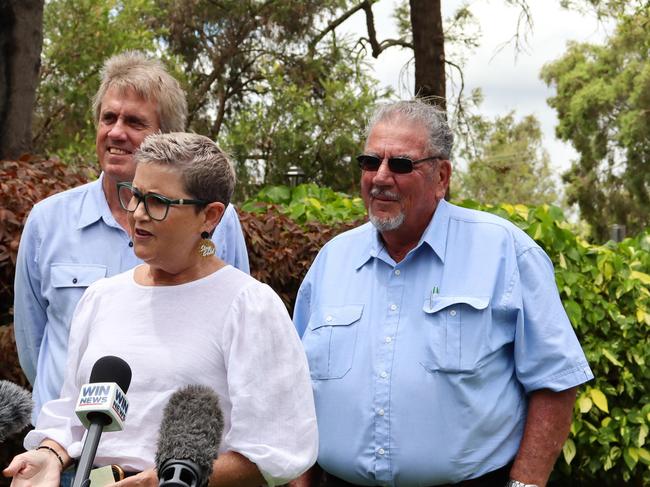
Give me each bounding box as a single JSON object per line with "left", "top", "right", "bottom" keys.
{"left": 14, "top": 52, "right": 249, "bottom": 421}
{"left": 292, "top": 100, "right": 592, "bottom": 487}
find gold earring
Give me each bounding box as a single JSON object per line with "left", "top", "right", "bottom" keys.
{"left": 198, "top": 231, "right": 216, "bottom": 257}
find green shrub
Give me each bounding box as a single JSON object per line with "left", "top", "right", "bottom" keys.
{"left": 241, "top": 183, "right": 366, "bottom": 224}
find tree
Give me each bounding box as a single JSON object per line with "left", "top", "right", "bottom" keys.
{"left": 541, "top": 7, "right": 650, "bottom": 240}
{"left": 33, "top": 0, "right": 160, "bottom": 167}
{"left": 0, "top": 0, "right": 44, "bottom": 160}
{"left": 224, "top": 40, "right": 386, "bottom": 197}
{"left": 454, "top": 104, "right": 559, "bottom": 206}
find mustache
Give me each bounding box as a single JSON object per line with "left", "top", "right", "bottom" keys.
{"left": 370, "top": 187, "right": 400, "bottom": 201}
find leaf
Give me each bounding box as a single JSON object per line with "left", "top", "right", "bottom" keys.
{"left": 638, "top": 424, "right": 649, "bottom": 447}
{"left": 602, "top": 349, "right": 623, "bottom": 367}
{"left": 590, "top": 388, "right": 609, "bottom": 413}
{"left": 562, "top": 438, "right": 576, "bottom": 464}
{"left": 624, "top": 447, "right": 638, "bottom": 470}
{"left": 638, "top": 447, "right": 650, "bottom": 465}
{"left": 630, "top": 270, "right": 650, "bottom": 285}
{"left": 578, "top": 395, "right": 593, "bottom": 414}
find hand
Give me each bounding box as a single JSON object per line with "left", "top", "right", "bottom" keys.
{"left": 2, "top": 450, "right": 62, "bottom": 487}
{"left": 113, "top": 468, "right": 158, "bottom": 487}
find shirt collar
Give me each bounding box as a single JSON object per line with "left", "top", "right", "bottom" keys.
{"left": 353, "top": 198, "right": 451, "bottom": 269}
{"left": 77, "top": 173, "right": 118, "bottom": 230}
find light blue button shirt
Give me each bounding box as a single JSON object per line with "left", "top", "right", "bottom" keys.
{"left": 14, "top": 174, "right": 249, "bottom": 420}
{"left": 294, "top": 199, "right": 593, "bottom": 487}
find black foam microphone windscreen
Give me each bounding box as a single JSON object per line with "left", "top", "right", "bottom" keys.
{"left": 156, "top": 385, "right": 224, "bottom": 487}
{"left": 89, "top": 355, "right": 132, "bottom": 392}
{"left": 0, "top": 381, "right": 33, "bottom": 441}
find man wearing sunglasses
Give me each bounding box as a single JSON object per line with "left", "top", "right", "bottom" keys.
{"left": 13, "top": 52, "right": 250, "bottom": 423}
{"left": 292, "top": 100, "right": 592, "bottom": 487}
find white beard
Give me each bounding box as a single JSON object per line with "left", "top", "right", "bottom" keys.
{"left": 369, "top": 209, "right": 405, "bottom": 231}
{"left": 368, "top": 186, "right": 404, "bottom": 231}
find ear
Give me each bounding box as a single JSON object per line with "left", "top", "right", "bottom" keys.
{"left": 202, "top": 202, "right": 226, "bottom": 234}
{"left": 435, "top": 160, "right": 452, "bottom": 200}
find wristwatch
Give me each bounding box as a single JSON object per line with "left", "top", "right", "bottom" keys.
{"left": 505, "top": 481, "right": 539, "bottom": 487}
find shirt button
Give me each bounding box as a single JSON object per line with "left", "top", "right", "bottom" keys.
{"left": 128, "top": 241, "right": 134, "bottom": 247}
{"left": 72, "top": 278, "right": 78, "bottom": 284}
{"left": 380, "top": 371, "right": 388, "bottom": 379}
{"left": 378, "top": 448, "right": 385, "bottom": 455}
{"left": 390, "top": 304, "right": 397, "bottom": 311}
{"left": 394, "top": 269, "right": 401, "bottom": 276}
{"left": 326, "top": 315, "right": 333, "bottom": 322}
{"left": 385, "top": 336, "right": 392, "bottom": 344}
{"left": 378, "top": 408, "right": 385, "bottom": 416}
{"left": 450, "top": 309, "right": 457, "bottom": 316}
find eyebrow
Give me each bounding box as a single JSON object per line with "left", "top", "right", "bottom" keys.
{"left": 100, "top": 110, "right": 152, "bottom": 127}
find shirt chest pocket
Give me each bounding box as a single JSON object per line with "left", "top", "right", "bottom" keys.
{"left": 50, "top": 264, "right": 107, "bottom": 323}
{"left": 421, "top": 295, "right": 490, "bottom": 373}
{"left": 302, "top": 305, "right": 363, "bottom": 380}
{"left": 51, "top": 263, "right": 107, "bottom": 288}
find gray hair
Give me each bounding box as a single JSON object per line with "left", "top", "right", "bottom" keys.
{"left": 365, "top": 100, "right": 454, "bottom": 159}
{"left": 93, "top": 51, "right": 187, "bottom": 133}
{"left": 134, "top": 133, "right": 235, "bottom": 207}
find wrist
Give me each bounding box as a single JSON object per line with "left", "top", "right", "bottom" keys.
{"left": 36, "top": 445, "right": 65, "bottom": 471}
{"left": 505, "top": 481, "right": 540, "bottom": 487}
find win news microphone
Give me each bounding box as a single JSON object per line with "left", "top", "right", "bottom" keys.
{"left": 0, "top": 380, "right": 33, "bottom": 442}
{"left": 156, "top": 385, "right": 224, "bottom": 487}
{"left": 72, "top": 356, "right": 132, "bottom": 487}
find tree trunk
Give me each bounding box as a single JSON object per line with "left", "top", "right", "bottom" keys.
{"left": 409, "top": 0, "right": 445, "bottom": 111}
{"left": 0, "top": 0, "right": 44, "bottom": 160}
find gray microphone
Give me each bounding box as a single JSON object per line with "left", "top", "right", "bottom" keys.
{"left": 156, "top": 385, "right": 224, "bottom": 487}
{"left": 0, "top": 380, "right": 33, "bottom": 442}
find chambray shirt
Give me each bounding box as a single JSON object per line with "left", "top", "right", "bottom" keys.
{"left": 14, "top": 174, "right": 249, "bottom": 421}
{"left": 294, "top": 199, "right": 593, "bottom": 487}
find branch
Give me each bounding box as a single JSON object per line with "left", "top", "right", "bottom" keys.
{"left": 307, "top": 0, "right": 375, "bottom": 56}
{"left": 360, "top": 1, "right": 410, "bottom": 58}
{"left": 445, "top": 59, "right": 465, "bottom": 114}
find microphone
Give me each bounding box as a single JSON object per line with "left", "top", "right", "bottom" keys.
{"left": 72, "top": 356, "right": 132, "bottom": 487}
{"left": 0, "top": 380, "right": 33, "bottom": 442}
{"left": 156, "top": 385, "right": 223, "bottom": 487}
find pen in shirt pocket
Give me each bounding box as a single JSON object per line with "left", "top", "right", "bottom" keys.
{"left": 430, "top": 286, "right": 439, "bottom": 307}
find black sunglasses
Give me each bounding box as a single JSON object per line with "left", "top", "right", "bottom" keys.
{"left": 356, "top": 154, "right": 442, "bottom": 174}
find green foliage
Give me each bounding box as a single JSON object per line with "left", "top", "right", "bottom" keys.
{"left": 223, "top": 39, "right": 387, "bottom": 198}
{"left": 541, "top": 8, "right": 650, "bottom": 241}
{"left": 35, "top": 0, "right": 163, "bottom": 167}
{"left": 241, "top": 183, "right": 366, "bottom": 225}
{"left": 455, "top": 108, "right": 559, "bottom": 206}
{"left": 460, "top": 200, "right": 650, "bottom": 485}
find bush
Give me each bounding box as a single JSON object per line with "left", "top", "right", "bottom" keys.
{"left": 241, "top": 183, "right": 366, "bottom": 224}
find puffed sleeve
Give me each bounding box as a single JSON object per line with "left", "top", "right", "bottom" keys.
{"left": 220, "top": 282, "right": 318, "bottom": 486}
{"left": 24, "top": 284, "right": 97, "bottom": 454}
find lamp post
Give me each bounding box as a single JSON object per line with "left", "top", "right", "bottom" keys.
{"left": 610, "top": 224, "right": 626, "bottom": 242}
{"left": 286, "top": 165, "right": 305, "bottom": 187}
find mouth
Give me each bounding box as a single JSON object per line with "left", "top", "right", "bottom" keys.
{"left": 370, "top": 187, "right": 400, "bottom": 202}
{"left": 107, "top": 146, "right": 132, "bottom": 156}
{"left": 134, "top": 228, "right": 153, "bottom": 238}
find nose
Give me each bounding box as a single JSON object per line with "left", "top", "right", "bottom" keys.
{"left": 107, "top": 117, "right": 128, "bottom": 140}
{"left": 132, "top": 198, "right": 150, "bottom": 220}
{"left": 372, "top": 158, "right": 395, "bottom": 185}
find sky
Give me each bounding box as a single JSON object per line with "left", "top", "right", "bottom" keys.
{"left": 342, "top": 0, "right": 613, "bottom": 176}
